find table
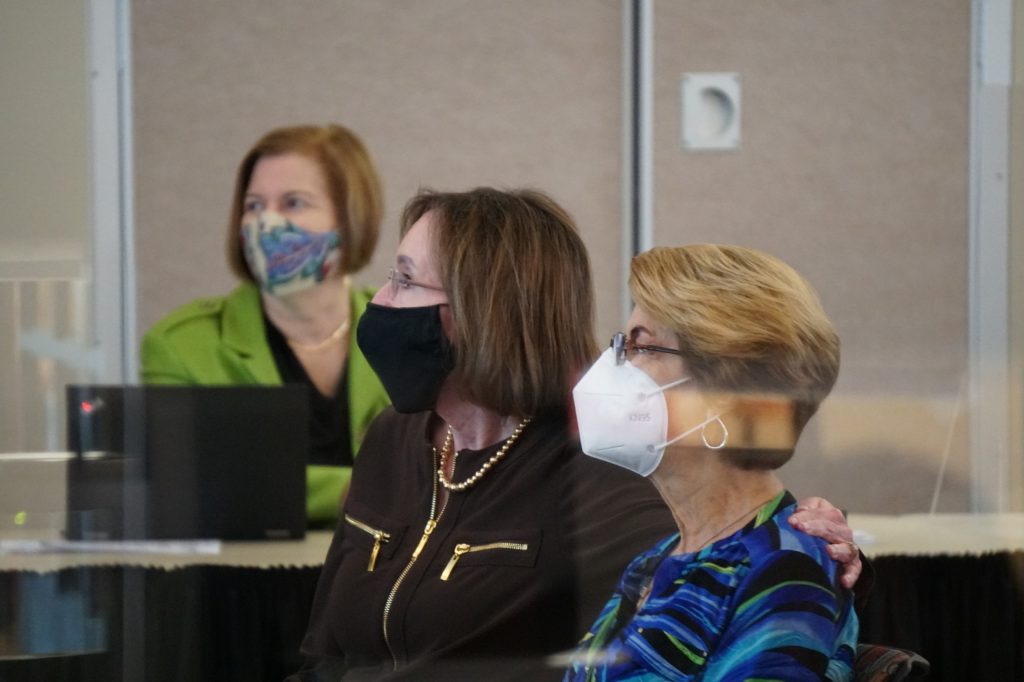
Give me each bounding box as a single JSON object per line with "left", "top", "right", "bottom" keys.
{"left": 849, "top": 512, "right": 1024, "bottom": 682}
{"left": 2, "top": 516, "right": 1023, "bottom": 681}
{"left": 0, "top": 532, "right": 333, "bottom": 681}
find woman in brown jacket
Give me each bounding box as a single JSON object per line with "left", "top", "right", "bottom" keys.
{"left": 289, "top": 188, "right": 861, "bottom": 681}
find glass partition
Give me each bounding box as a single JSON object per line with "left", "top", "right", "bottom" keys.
{"left": 0, "top": 0, "right": 125, "bottom": 672}
{"left": 0, "top": 1, "right": 1021, "bottom": 681}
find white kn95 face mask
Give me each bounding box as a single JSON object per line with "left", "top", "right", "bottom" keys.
{"left": 572, "top": 347, "right": 721, "bottom": 477}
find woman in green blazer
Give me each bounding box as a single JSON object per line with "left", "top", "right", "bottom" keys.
{"left": 141, "top": 124, "right": 390, "bottom": 527}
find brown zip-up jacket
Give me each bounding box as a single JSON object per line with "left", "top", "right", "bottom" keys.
{"left": 291, "top": 408, "right": 676, "bottom": 681}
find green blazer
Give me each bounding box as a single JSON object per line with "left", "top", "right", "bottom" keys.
{"left": 140, "top": 282, "right": 390, "bottom": 525}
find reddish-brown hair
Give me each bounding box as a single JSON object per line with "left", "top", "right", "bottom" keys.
{"left": 226, "top": 124, "right": 382, "bottom": 279}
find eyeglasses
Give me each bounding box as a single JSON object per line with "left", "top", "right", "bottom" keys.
{"left": 610, "top": 331, "right": 685, "bottom": 366}
{"left": 387, "top": 267, "right": 446, "bottom": 297}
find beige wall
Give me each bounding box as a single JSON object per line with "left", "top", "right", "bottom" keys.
{"left": 132, "top": 0, "right": 625, "bottom": 341}
{"left": 651, "top": 1, "right": 971, "bottom": 512}
{"left": 133, "top": 1, "right": 976, "bottom": 513}
{"left": 0, "top": 1, "right": 91, "bottom": 452}
{"left": 1011, "top": 0, "right": 1024, "bottom": 512}
{"left": 0, "top": 0, "right": 90, "bottom": 262}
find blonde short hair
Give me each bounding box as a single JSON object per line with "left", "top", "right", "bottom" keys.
{"left": 226, "top": 124, "right": 382, "bottom": 279}
{"left": 401, "top": 188, "right": 597, "bottom": 417}
{"left": 629, "top": 245, "right": 839, "bottom": 460}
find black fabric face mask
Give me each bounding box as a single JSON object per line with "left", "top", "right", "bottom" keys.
{"left": 356, "top": 302, "right": 455, "bottom": 413}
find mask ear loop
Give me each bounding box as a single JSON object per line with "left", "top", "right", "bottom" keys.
{"left": 654, "top": 412, "right": 723, "bottom": 451}
{"left": 701, "top": 415, "right": 729, "bottom": 450}
{"left": 640, "top": 376, "right": 690, "bottom": 399}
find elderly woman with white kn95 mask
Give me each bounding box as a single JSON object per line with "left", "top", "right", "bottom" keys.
{"left": 566, "top": 244, "right": 859, "bottom": 681}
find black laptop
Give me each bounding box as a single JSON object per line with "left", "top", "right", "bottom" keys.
{"left": 65, "top": 385, "right": 309, "bottom": 541}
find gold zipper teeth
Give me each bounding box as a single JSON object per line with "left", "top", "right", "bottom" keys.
{"left": 383, "top": 519, "right": 439, "bottom": 665}
{"left": 382, "top": 553, "right": 417, "bottom": 653}
{"left": 440, "top": 542, "right": 530, "bottom": 581}
{"left": 383, "top": 448, "right": 452, "bottom": 670}
{"left": 344, "top": 514, "right": 392, "bottom": 572}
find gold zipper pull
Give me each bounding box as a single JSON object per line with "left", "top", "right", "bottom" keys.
{"left": 345, "top": 515, "right": 391, "bottom": 572}
{"left": 440, "top": 543, "right": 471, "bottom": 581}
{"left": 411, "top": 519, "right": 437, "bottom": 559}
{"left": 368, "top": 531, "right": 384, "bottom": 571}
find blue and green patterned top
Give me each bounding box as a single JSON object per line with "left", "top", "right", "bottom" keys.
{"left": 564, "top": 491, "right": 857, "bottom": 681}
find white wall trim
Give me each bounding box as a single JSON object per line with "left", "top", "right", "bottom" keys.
{"left": 968, "top": 0, "right": 1014, "bottom": 511}
{"left": 620, "top": 0, "right": 634, "bottom": 326}
{"left": 118, "top": 0, "right": 138, "bottom": 383}
{"left": 621, "top": 0, "right": 654, "bottom": 327}
{"left": 87, "top": 0, "right": 135, "bottom": 383}
{"left": 636, "top": 0, "right": 654, "bottom": 257}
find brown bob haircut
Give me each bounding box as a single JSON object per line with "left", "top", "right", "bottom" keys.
{"left": 629, "top": 245, "right": 840, "bottom": 467}
{"left": 401, "top": 188, "right": 598, "bottom": 417}
{"left": 226, "top": 124, "right": 382, "bottom": 279}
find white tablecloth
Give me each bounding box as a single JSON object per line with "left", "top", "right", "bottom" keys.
{"left": 849, "top": 512, "right": 1024, "bottom": 557}
{"left": 0, "top": 530, "right": 334, "bottom": 572}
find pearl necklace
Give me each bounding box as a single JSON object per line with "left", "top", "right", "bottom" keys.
{"left": 286, "top": 318, "right": 350, "bottom": 352}
{"left": 436, "top": 417, "right": 532, "bottom": 492}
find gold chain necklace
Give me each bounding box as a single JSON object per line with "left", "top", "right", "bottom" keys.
{"left": 436, "top": 417, "right": 532, "bottom": 492}
{"left": 638, "top": 492, "right": 781, "bottom": 610}
{"left": 677, "top": 492, "right": 782, "bottom": 554}
{"left": 286, "top": 318, "right": 350, "bottom": 352}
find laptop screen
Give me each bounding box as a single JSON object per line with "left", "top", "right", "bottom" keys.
{"left": 65, "top": 385, "right": 309, "bottom": 541}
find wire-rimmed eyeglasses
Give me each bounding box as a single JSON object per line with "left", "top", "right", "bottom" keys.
{"left": 387, "top": 267, "right": 446, "bottom": 297}
{"left": 610, "top": 331, "right": 685, "bottom": 366}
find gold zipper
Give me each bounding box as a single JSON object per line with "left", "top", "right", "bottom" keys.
{"left": 343, "top": 514, "right": 391, "bottom": 572}
{"left": 382, "top": 446, "right": 453, "bottom": 669}
{"left": 440, "top": 542, "right": 530, "bottom": 581}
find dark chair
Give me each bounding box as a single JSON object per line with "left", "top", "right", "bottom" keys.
{"left": 854, "top": 643, "right": 930, "bottom": 681}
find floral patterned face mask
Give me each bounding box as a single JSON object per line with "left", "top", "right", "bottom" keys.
{"left": 240, "top": 210, "right": 341, "bottom": 296}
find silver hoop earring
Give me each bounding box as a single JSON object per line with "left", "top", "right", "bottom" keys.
{"left": 701, "top": 417, "right": 728, "bottom": 450}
